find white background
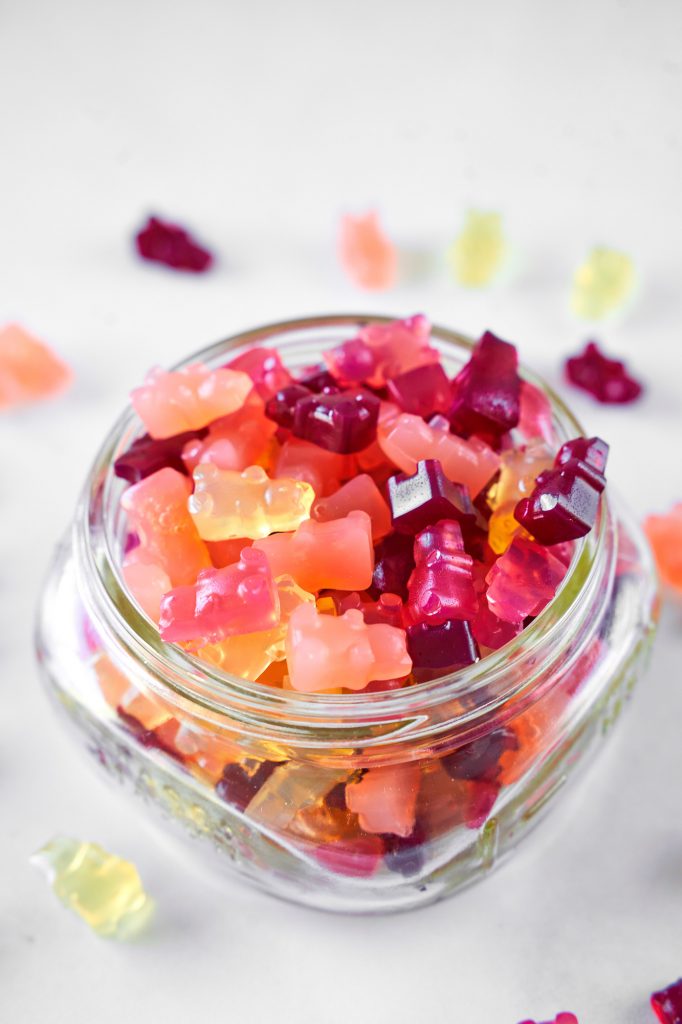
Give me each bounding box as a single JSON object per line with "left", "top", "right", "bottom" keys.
{"left": 2, "top": 1, "right": 682, "bottom": 1021}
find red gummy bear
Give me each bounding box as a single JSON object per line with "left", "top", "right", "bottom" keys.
{"left": 651, "top": 977, "right": 682, "bottom": 1023}
{"left": 565, "top": 341, "right": 642, "bottom": 404}
{"left": 450, "top": 330, "right": 521, "bottom": 439}
{"left": 406, "top": 520, "right": 478, "bottom": 626}
{"left": 135, "top": 216, "right": 213, "bottom": 272}
{"left": 485, "top": 537, "right": 567, "bottom": 624}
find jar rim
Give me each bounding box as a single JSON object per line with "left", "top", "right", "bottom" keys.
{"left": 75, "top": 313, "right": 610, "bottom": 742}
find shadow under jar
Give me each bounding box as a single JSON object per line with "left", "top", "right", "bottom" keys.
{"left": 35, "top": 315, "right": 659, "bottom": 914}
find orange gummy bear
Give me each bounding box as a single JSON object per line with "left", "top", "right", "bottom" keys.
{"left": 644, "top": 503, "right": 682, "bottom": 591}
{"left": 345, "top": 763, "right": 421, "bottom": 837}
{"left": 312, "top": 474, "right": 392, "bottom": 541}
{"left": 0, "top": 323, "right": 72, "bottom": 409}
{"left": 338, "top": 211, "right": 398, "bottom": 290}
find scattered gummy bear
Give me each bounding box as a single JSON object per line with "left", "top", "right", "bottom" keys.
{"left": 31, "top": 836, "right": 154, "bottom": 939}
{"left": 135, "top": 215, "right": 213, "bottom": 272}
{"left": 0, "top": 323, "right": 72, "bottom": 409}
{"left": 338, "top": 210, "right": 397, "bottom": 290}
{"left": 449, "top": 210, "right": 506, "bottom": 287}
{"left": 565, "top": 341, "right": 643, "bottom": 404}
{"left": 651, "top": 977, "right": 682, "bottom": 1023}
{"left": 644, "top": 503, "right": 682, "bottom": 592}
{"left": 517, "top": 1015, "right": 578, "bottom": 1024}
{"left": 571, "top": 246, "right": 635, "bottom": 319}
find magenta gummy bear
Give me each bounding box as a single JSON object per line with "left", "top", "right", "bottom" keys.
{"left": 265, "top": 384, "right": 312, "bottom": 429}
{"left": 406, "top": 619, "right": 479, "bottom": 682}
{"left": 515, "top": 436, "right": 608, "bottom": 545}
{"left": 450, "top": 330, "right": 521, "bottom": 438}
{"left": 135, "top": 216, "right": 213, "bottom": 272}
{"left": 370, "top": 532, "right": 416, "bottom": 600}
{"left": 406, "top": 520, "right": 478, "bottom": 626}
{"left": 114, "top": 428, "right": 206, "bottom": 484}
{"left": 485, "top": 537, "right": 567, "bottom": 624}
{"left": 324, "top": 314, "right": 438, "bottom": 387}
{"left": 292, "top": 387, "right": 380, "bottom": 454}
{"left": 225, "top": 346, "right": 293, "bottom": 401}
{"left": 565, "top": 340, "right": 642, "bottom": 404}
{"left": 388, "top": 459, "right": 476, "bottom": 535}
{"left": 158, "top": 547, "right": 279, "bottom": 646}
{"left": 386, "top": 362, "right": 452, "bottom": 418}
{"left": 651, "top": 977, "right": 682, "bottom": 1023}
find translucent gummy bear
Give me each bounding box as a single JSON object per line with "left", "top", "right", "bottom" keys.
{"left": 159, "top": 547, "right": 280, "bottom": 646}
{"left": 254, "top": 510, "right": 374, "bottom": 592}
{"left": 485, "top": 537, "right": 568, "bottom": 624}
{"left": 122, "top": 550, "right": 172, "bottom": 622}
{"left": 651, "top": 977, "right": 682, "bottom": 1023}
{"left": 406, "top": 520, "right": 478, "bottom": 625}
{"left": 564, "top": 341, "right": 642, "bottom": 404}
{"left": 345, "top": 763, "right": 421, "bottom": 837}
{"left": 293, "top": 387, "right": 380, "bottom": 454}
{"left": 450, "top": 330, "right": 521, "bottom": 439}
{"left": 114, "top": 428, "right": 205, "bottom": 484}
{"left": 189, "top": 464, "right": 315, "bottom": 541}
{"left": 285, "top": 602, "right": 412, "bottom": 692}
{"left": 449, "top": 211, "right": 506, "bottom": 287}
{"left": 386, "top": 362, "right": 453, "bottom": 418}
{"left": 644, "top": 503, "right": 682, "bottom": 592}
{"left": 224, "top": 346, "right": 293, "bottom": 401}
{"left": 181, "top": 389, "right": 277, "bottom": 473}
{"left": 121, "top": 467, "right": 211, "bottom": 586}
{"left": 275, "top": 437, "right": 354, "bottom": 496}
{"left": 406, "top": 619, "right": 479, "bottom": 682}
{"left": 571, "top": 246, "right": 635, "bottom": 319}
{"left": 324, "top": 314, "right": 438, "bottom": 388}
{"left": 488, "top": 440, "right": 554, "bottom": 554}
{"left": 518, "top": 380, "right": 554, "bottom": 444}
{"left": 246, "top": 763, "right": 350, "bottom": 829}
{"left": 0, "top": 323, "right": 72, "bottom": 409}
{"left": 131, "top": 362, "right": 253, "bottom": 439}
{"left": 338, "top": 210, "right": 398, "bottom": 290}
{"left": 312, "top": 474, "right": 392, "bottom": 540}
{"left": 379, "top": 411, "right": 500, "bottom": 498}
{"left": 31, "top": 836, "right": 154, "bottom": 939}
{"left": 388, "top": 459, "right": 477, "bottom": 535}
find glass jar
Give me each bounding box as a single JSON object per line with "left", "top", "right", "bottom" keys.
{"left": 35, "top": 315, "right": 659, "bottom": 914}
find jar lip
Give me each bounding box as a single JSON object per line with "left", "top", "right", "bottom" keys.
{"left": 76, "top": 313, "right": 607, "bottom": 731}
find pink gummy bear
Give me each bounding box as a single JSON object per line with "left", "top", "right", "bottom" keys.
{"left": 285, "top": 603, "right": 412, "bottom": 692}
{"left": 345, "top": 763, "right": 421, "bottom": 837}
{"left": 0, "top": 324, "right": 72, "bottom": 409}
{"left": 159, "top": 548, "right": 279, "bottom": 645}
{"left": 181, "top": 389, "right": 277, "bottom": 473}
{"left": 254, "top": 510, "right": 374, "bottom": 593}
{"left": 131, "top": 362, "right": 253, "bottom": 439}
{"left": 312, "top": 474, "right": 392, "bottom": 540}
{"left": 275, "top": 437, "right": 354, "bottom": 496}
{"left": 224, "top": 346, "right": 293, "bottom": 401}
{"left": 379, "top": 411, "right": 500, "bottom": 498}
{"left": 406, "top": 520, "right": 478, "bottom": 626}
{"left": 121, "top": 467, "right": 211, "bottom": 586}
{"left": 485, "top": 537, "right": 568, "bottom": 625}
{"left": 324, "top": 314, "right": 439, "bottom": 388}
{"left": 518, "top": 380, "right": 554, "bottom": 444}
{"left": 338, "top": 211, "right": 398, "bottom": 290}
{"left": 122, "top": 550, "right": 171, "bottom": 622}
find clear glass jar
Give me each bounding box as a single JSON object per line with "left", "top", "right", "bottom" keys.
{"left": 35, "top": 315, "right": 659, "bottom": 913}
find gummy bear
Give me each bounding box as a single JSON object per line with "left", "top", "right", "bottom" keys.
{"left": 488, "top": 440, "right": 554, "bottom": 554}
{"left": 122, "top": 550, "right": 171, "bottom": 622}
{"left": 293, "top": 387, "right": 380, "bottom": 454}
{"left": 265, "top": 383, "right": 312, "bottom": 429}
{"left": 518, "top": 380, "right": 554, "bottom": 444}
{"left": 135, "top": 215, "right": 213, "bottom": 272}
{"left": 324, "top": 314, "right": 438, "bottom": 388}
{"left": 386, "top": 362, "right": 453, "bottom": 418}
{"left": 31, "top": 836, "right": 154, "bottom": 939}
{"left": 131, "top": 363, "right": 253, "bottom": 439}
{"left": 254, "top": 510, "right": 374, "bottom": 593}
{"left": 406, "top": 520, "right": 478, "bottom": 625}
{"left": 517, "top": 1015, "right": 578, "bottom": 1024}
{"left": 370, "top": 532, "right": 416, "bottom": 600}
{"left": 470, "top": 603, "right": 522, "bottom": 650}
{"left": 345, "top": 763, "right": 421, "bottom": 837}
{"left": 312, "top": 474, "right": 392, "bottom": 540}
{"left": 297, "top": 366, "right": 341, "bottom": 393}
{"left": 114, "top": 428, "right": 206, "bottom": 483}
{"left": 275, "top": 437, "right": 354, "bottom": 496}
{"left": 449, "top": 210, "right": 505, "bottom": 287}
{"left": 571, "top": 246, "right": 635, "bottom": 319}
{"left": 121, "top": 467, "right": 211, "bottom": 586}
{"left": 189, "top": 463, "right": 315, "bottom": 541}
{"left": 406, "top": 619, "right": 479, "bottom": 682}
{"left": 224, "top": 346, "right": 293, "bottom": 401}
{"left": 644, "top": 503, "right": 682, "bottom": 591}
{"left": 485, "top": 537, "right": 567, "bottom": 624}
{"left": 449, "top": 330, "right": 521, "bottom": 438}
{"left": 388, "top": 459, "right": 477, "bottom": 535}
{"left": 565, "top": 341, "right": 642, "bottom": 404}
{"left": 159, "top": 547, "right": 280, "bottom": 645}
{"left": 246, "top": 763, "right": 349, "bottom": 829}
{"left": 285, "top": 602, "right": 412, "bottom": 692}
{"left": 338, "top": 210, "right": 398, "bottom": 290}
{"left": 0, "top": 323, "right": 72, "bottom": 409}
{"left": 180, "top": 388, "right": 277, "bottom": 473}
{"left": 334, "top": 591, "right": 404, "bottom": 628}
{"left": 514, "top": 436, "right": 608, "bottom": 545}
{"left": 651, "top": 977, "right": 682, "bottom": 1023}
{"left": 315, "top": 835, "right": 385, "bottom": 878}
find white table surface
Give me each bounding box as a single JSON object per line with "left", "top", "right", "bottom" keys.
{"left": 2, "top": 1, "right": 682, "bottom": 1021}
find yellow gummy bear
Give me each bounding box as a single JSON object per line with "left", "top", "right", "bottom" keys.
{"left": 189, "top": 464, "right": 315, "bottom": 541}
{"left": 571, "top": 247, "right": 635, "bottom": 319}
{"left": 31, "top": 837, "right": 154, "bottom": 939}
{"left": 488, "top": 440, "right": 554, "bottom": 554}
{"left": 449, "top": 211, "right": 505, "bottom": 287}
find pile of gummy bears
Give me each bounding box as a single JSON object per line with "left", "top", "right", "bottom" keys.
{"left": 113, "top": 314, "right": 608, "bottom": 692}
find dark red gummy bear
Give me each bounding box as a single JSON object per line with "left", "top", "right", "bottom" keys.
{"left": 116, "top": 709, "right": 184, "bottom": 763}
{"left": 388, "top": 459, "right": 476, "bottom": 535}
{"left": 442, "top": 727, "right": 517, "bottom": 783}
{"left": 297, "top": 366, "right": 339, "bottom": 393}
{"left": 652, "top": 978, "right": 682, "bottom": 1023}
{"left": 293, "top": 387, "right": 380, "bottom": 454}
{"left": 406, "top": 619, "right": 479, "bottom": 682}
{"left": 135, "top": 216, "right": 213, "bottom": 272}
{"left": 382, "top": 826, "right": 426, "bottom": 877}
{"left": 449, "top": 330, "right": 521, "bottom": 438}
{"left": 514, "top": 436, "right": 609, "bottom": 544}
{"left": 369, "top": 533, "right": 416, "bottom": 600}
{"left": 265, "top": 384, "right": 312, "bottom": 430}
{"left": 113, "top": 428, "right": 207, "bottom": 484}
{"left": 387, "top": 362, "right": 452, "bottom": 418}
{"left": 215, "top": 760, "right": 280, "bottom": 812}
{"left": 565, "top": 341, "right": 642, "bottom": 404}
